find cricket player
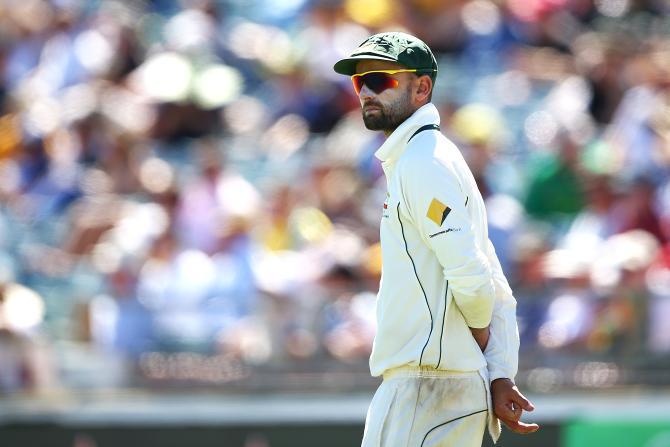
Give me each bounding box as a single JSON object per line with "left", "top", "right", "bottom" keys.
{"left": 333, "top": 32, "right": 539, "bottom": 446}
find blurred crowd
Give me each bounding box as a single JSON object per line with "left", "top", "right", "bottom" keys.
{"left": 0, "top": 0, "right": 669, "bottom": 394}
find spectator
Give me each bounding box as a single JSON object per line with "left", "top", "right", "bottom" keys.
{"left": 524, "top": 132, "right": 587, "bottom": 225}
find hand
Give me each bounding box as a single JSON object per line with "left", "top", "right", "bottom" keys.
{"left": 491, "top": 378, "right": 539, "bottom": 434}
{"left": 469, "top": 326, "right": 490, "bottom": 351}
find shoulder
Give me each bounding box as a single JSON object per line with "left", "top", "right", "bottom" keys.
{"left": 398, "top": 132, "right": 460, "bottom": 178}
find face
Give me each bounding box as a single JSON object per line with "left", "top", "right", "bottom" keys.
{"left": 354, "top": 60, "right": 419, "bottom": 133}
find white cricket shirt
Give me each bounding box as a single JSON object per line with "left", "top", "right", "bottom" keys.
{"left": 370, "top": 103, "right": 519, "bottom": 382}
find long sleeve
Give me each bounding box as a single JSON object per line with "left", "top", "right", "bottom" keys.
{"left": 397, "top": 152, "right": 496, "bottom": 329}
{"left": 483, "top": 239, "right": 520, "bottom": 381}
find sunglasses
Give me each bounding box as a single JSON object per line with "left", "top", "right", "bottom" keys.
{"left": 351, "top": 69, "right": 419, "bottom": 95}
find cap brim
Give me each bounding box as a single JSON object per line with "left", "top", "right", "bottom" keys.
{"left": 333, "top": 54, "right": 399, "bottom": 76}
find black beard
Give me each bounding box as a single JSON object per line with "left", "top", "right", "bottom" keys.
{"left": 362, "top": 89, "right": 413, "bottom": 132}
{"left": 363, "top": 109, "right": 402, "bottom": 131}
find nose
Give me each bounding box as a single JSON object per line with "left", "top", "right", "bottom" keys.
{"left": 358, "top": 82, "right": 375, "bottom": 102}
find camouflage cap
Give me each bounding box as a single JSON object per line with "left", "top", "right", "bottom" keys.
{"left": 333, "top": 32, "right": 438, "bottom": 82}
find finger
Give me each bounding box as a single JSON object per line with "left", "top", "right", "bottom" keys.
{"left": 511, "top": 389, "right": 535, "bottom": 412}
{"left": 500, "top": 417, "right": 540, "bottom": 434}
{"left": 494, "top": 402, "right": 518, "bottom": 421}
{"left": 508, "top": 402, "right": 522, "bottom": 421}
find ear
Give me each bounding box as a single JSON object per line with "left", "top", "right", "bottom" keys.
{"left": 415, "top": 75, "right": 432, "bottom": 104}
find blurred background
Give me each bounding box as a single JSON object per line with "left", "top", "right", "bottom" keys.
{"left": 0, "top": 0, "right": 669, "bottom": 446}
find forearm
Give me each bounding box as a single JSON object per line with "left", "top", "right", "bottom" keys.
{"left": 484, "top": 299, "right": 519, "bottom": 381}
{"left": 470, "top": 325, "right": 490, "bottom": 351}
{"left": 483, "top": 239, "right": 519, "bottom": 381}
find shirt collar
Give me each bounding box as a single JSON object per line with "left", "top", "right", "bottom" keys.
{"left": 374, "top": 103, "right": 440, "bottom": 163}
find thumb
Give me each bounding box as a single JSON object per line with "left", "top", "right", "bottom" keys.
{"left": 501, "top": 417, "right": 540, "bottom": 434}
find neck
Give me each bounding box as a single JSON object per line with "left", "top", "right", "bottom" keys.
{"left": 382, "top": 102, "right": 425, "bottom": 137}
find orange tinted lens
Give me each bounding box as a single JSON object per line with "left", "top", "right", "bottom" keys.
{"left": 352, "top": 72, "right": 398, "bottom": 95}
{"left": 352, "top": 76, "right": 364, "bottom": 95}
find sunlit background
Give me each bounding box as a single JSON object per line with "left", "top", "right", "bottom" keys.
{"left": 0, "top": 0, "right": 669, "bottom": 446}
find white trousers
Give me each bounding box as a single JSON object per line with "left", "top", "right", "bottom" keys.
{"left": 361, "top": 367, "right": 489, "bottom": 447}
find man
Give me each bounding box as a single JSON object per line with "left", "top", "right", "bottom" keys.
{"left": 333, "top": 32, "right": 539, "bottom": 446}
